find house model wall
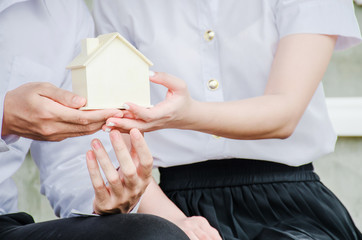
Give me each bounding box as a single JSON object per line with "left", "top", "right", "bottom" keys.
{"left": 67, "top": 32, "right": 153, "bottom": 110}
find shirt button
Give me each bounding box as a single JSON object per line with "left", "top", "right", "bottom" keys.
{"left": 208, "top": 79, "right": 219, "bottom": 90}
{"left": 204, "top": 30, "right": 215, "bottom": 41}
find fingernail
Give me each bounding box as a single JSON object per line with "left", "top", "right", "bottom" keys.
{"left": 72, "top": 96, "right": 82, "bottom": 105}
{"left": 114, "top": 113, "right": 123, "bottom": 118}
{"left": 131, "top": 129, "right": 141, "bottom": 139}
{"left": 104, "top": 128, "right": 111, "bottom": 133}
{"left": 92, "top": 139, "right": 101, "bottom": 150}
{"left": 149, "top": 71, "right": 155, "bottom": 77}
{"left": 107, "top": 122, "right": 115, "bottom": 127}
{"left": 110, "top": 130, "right": 121, "bottom": 141}
{"left": 123, "top": 104, "right": 130, "bottom": 110}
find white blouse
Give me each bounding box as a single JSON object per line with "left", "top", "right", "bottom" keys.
{"left": 93, "top": 0, "right": 361, "bottom": 167}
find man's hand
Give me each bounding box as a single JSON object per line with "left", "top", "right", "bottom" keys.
{"left": 86, "top": 129, "right": 153, "bottom": 214}
{"left": 2, "top": 82, "right": 122, "bottom": 141}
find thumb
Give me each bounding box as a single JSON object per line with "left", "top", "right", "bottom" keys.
{"left": 125, "top": 102, "right": 154, "bottom": 121}
{"left": 150, "top": 72, "right": 187, "bottom": 93}
{"left": 39, "top": 83, "right": 86, "bottom": 109}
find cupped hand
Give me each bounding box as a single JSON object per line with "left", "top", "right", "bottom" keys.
{"left": 2, "top": 82, "right": 122, "bottom": 141}
{"left": 86, "top": 128, "right": 153, "bottom": 214}
{"left": 103, "top": 72, "right": 196, "bottom": 133}
{"left": 175, "top": 216, "right": 222, "bottom": 240}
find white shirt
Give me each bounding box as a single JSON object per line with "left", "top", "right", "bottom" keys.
{"left": 0, "top": 0, "right": 118, "bottom": 217}
{"left": 93, "top": 0, "right": 361, "bottom": 167}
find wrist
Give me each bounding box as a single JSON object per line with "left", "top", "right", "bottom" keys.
{"left": 180, "top": 99, "right": 203, "bottom": 131}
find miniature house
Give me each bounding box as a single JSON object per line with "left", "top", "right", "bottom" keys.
{"left": 67, "top": 32, "right": 153, "bottom": 110}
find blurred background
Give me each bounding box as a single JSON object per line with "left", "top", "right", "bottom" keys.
{"left": 12, "top": 0, "right": 362, "bottom": 231}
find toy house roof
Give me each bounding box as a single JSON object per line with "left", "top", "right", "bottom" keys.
{"left": 67, "top": 32, "right": 153, "bottom": 69}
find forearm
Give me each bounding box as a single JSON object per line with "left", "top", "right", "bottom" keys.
{"left": 183, "top": 95, "right": 299, "bottom": 140}
{"left": 138, "top": 178, "right": 186, "bottom": 222}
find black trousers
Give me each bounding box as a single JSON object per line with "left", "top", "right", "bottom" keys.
{"left": 0, "top": 212, "right": 189, "bottom": 240}
{"left": 160, "top": 159, "right": 362, "bottom": 240}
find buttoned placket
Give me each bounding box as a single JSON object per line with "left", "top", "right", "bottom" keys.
{"left": 197, "top": 0, "right": 225, "bottom": 147}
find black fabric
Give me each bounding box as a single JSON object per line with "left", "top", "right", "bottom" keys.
{"left": 160, "top": 159, "right": 362, "bottom": 240}
{"left": 0, "top": 212, "right": 189, "bottom": 240}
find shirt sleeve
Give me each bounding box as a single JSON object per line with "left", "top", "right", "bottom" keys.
{"left": 0, "top": 92, "right": 20, "bottom": 152}
{"left": 276, "top": 0, "right": 362, "bottom": 50}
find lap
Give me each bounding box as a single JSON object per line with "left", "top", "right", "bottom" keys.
{"left": 0, "top": 212, "right": 189, "bottom": 240}
{"left": 164, "top": 180, "right": 362, "bottom": 240}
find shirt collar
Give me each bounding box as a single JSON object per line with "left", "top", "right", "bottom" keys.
{"left": 0, "top": 0, "right": 30, "bottom": 13}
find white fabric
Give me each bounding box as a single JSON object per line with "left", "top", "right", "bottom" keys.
{"left": 0, "top": 0, "right": 118, "bottom": 217}
{"left": 93, "top": 0, "right": 361, "bottom": 167}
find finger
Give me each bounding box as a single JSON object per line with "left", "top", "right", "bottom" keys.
{"left": 122, "top": 110, "right": 136, "bottom": 119}
{"left": 61, "top": 108, "right": 123, "bottom": 125}
{"left": 27, "top": 120, "right": 102, "bottom": 142}
{"left": 86, "top": 150, "right": 109, "bottom": 202}
{"left": 39, "top": 94, "right": 122, "bottom": 125}
{"left": 149, "top": 72, "right": 187, "bottom": 93}
{"left": 106, "top": 118, "right": 148, "bottom": 132}
{"left": 109, "top": 130, "right": 139, "bottom": 189}
{"left": 129, "top": 128, "right": 153, "bottom": 180}
{"left": 91, "top": 139, "right": 123, "bottom": 194}
{"left": 124, "top": 103, "right": 156, "bottom": 122}
{"left": 38, "top": 82, "right": 86, "bottom": 109}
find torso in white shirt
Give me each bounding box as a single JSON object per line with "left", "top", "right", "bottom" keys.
{"left": 0, "top": 0, "right": 98, "bottom": 215}
{"left": 93, "top": 0, "right": 361, "bottom": 168}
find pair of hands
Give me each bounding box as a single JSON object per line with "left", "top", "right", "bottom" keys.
{"left": 2, "top": 82, "right": 152, "bottom": 214}
{"left": 3, "top": 80, "right": 220, "bottom": 238}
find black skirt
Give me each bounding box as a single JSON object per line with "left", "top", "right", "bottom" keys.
{"left": 159, "top": 159, "right": 362, "bottom": 240}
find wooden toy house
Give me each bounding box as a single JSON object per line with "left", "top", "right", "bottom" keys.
{"left": 67, "top": 32, "right": 153, "bottom": 110}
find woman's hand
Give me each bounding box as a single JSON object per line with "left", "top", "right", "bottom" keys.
{"left": 86, "top": 128, "right": 153, "bottom": 214}
{"left": 103, "top": 72, "right": 197, "bottom": 133}
{"left": 175, "top": 216, "right": 222, "bottom": 240}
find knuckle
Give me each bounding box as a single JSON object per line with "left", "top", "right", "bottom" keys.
{"left": 107, "top": 175, "right": 120, "bottom": 185}
{"left": 36, "top": 107, "right": 54, "bottom": 120}
{"left": 39, "top": 125, "right": 56, "bottom": 137}
{"left": 41, "top": 82, "right": 54, "bottom": 88}
{"left": 179, "top": 81, "right": 188, "bottom": 91}
{"left": 77, "top": 117, "right": 90, "bottom": 125}
{"left": 93, "top": 182, "right": 104, "bottom": 191}
{"left": 141, "top": 114, "right": 153, "bottom": 123}
{"left": 123, "top": 167, "right": 137, "bottom": 179}
{"left": 198, "top": 217, "right": 208, "bottom": 224}
{"left": 145, "top": 161, "right": 153, "bottom": 170}
{"left": 82, "top": 124, "right": 94, "bottom": 133}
